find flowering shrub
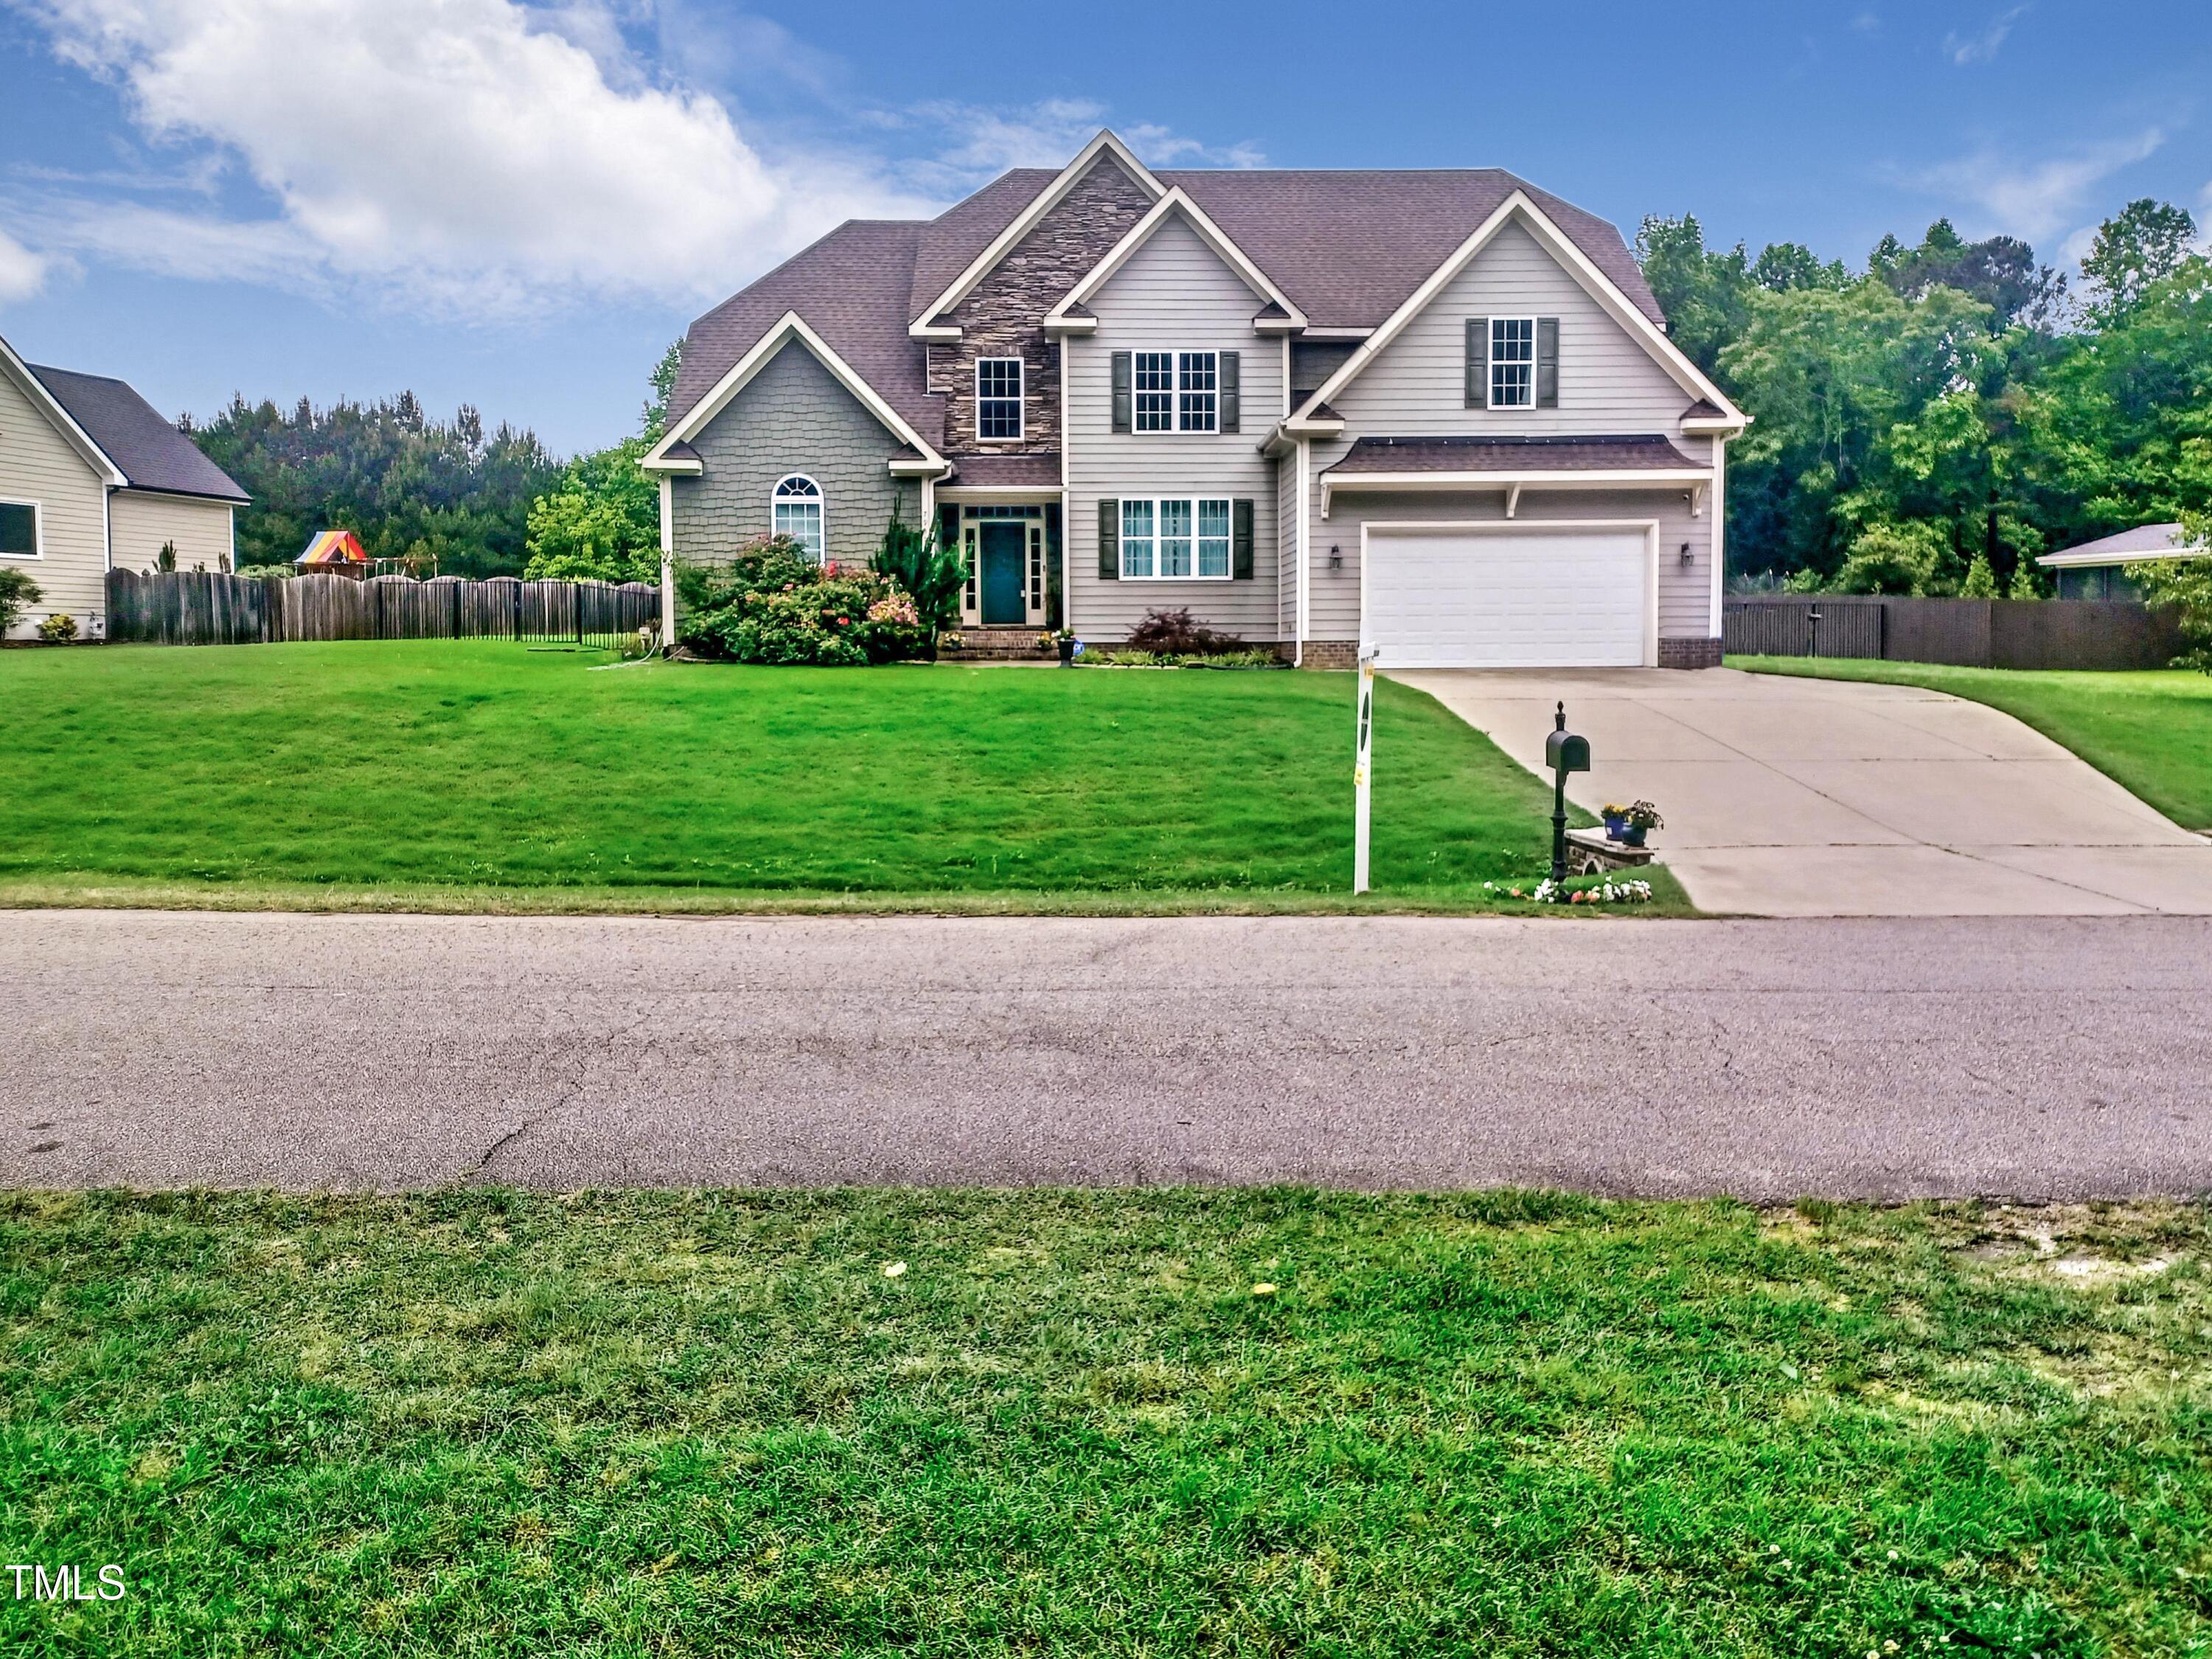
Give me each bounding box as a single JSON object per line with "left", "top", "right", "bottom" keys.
{"left": 36, "top": 612, "right": 79, "bottom": 643}
{"left": 1485, "top": 876, "right": 1655, "bottom": 905}
{"left": 673, "top": 535, "right": 929, "bottom": 665}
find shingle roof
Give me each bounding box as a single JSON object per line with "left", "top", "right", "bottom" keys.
{"left": 2037, "top": 522, "right": 2202, "bottom": 568}
{"left": 669, "top": 154, "right": 1669, "bottom": 449}
{"left": 27, "top": 364, "right": 249, "bottom": 502}
{"left": 667, "top": 219, "right": 938, "bottom": 446}
{"left": 1324, "top": 434, "right": 1703, "bottom": 475}
{"left": 945, "top": 453, "right": 1062, "bottom": 487}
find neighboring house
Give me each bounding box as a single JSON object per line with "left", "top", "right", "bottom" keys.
{"left": 644, "top": 130, "right": 1747, "bottom": 668}
{"left": 0, "top": 331, "right": 250, "bottom": 639}
{"left": 2037, "top": 523, "right": 2205, "bottom": 602}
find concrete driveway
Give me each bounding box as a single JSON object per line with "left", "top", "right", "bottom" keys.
{"left": 1393, "top": 667, "right": 2212, "bottom": 917}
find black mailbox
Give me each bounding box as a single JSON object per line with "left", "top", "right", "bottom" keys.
{"left": 1547, "top": 701, "right": 1588, "bottom": 882}
{"left": 1545, "top": 727, "right": 1590, "bottom": 774}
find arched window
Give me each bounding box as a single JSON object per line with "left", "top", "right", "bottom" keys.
{"left": 772, "top": 474, "right": 824, "bottom": 562}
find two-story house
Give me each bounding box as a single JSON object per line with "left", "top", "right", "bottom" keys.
{"left": 642, "top": 130, "right": 1746, "bottom": 669}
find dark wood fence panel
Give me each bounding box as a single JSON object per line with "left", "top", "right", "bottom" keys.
{"left": 1724, "top": 596, "right": 2183, "bottom": 670}
{"left": 106, "top": 571, "right": 660, "bottom": 650}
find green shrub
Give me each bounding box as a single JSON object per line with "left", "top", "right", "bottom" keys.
{"left": 36, "top": 612, "right": 78, "bottom": 644}
{"left": 675, "top": 536, "right": 927, "bottom": 666}
{"left": 870, "top": 510, "right": 964, "bottom": 633}
{"left": 1082, "top": 648, "right": 1284, "bottom": 669}
{"left": 234, "top": 564, "right": 296, "bottom": 580}
{"left": 0, "top": 566, "right": 41, "bottom": 633}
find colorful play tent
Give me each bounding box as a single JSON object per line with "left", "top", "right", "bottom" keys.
{"left": 295, "top": 529, "right": 369, "bottom": 571}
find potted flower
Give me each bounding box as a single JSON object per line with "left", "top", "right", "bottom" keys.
{"left": 1618, "top": 800, "right": 1663, "bottom": 847}
{"left": 1044, "top": 625, "right": 1079, "bottom": 666}
{"left": 1601, "top": 804, "right": 1630, "bottom": 841}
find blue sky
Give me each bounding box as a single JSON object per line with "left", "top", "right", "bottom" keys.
{"left": 1, "top": 0, "right": 2205, "bottom": 456}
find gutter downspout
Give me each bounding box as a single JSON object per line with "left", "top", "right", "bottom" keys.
{"left": 658, "top": 475, "right": 675, "bottom": 654}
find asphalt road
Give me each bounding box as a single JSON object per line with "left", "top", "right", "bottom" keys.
{"left": 4, "top": 908, "right": 2207, "bottom": 1201}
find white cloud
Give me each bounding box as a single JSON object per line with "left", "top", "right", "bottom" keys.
{"left": 6, "top": 0, "right": 935, "bottom": 317}
{"left": 877, "top": 98, "right": 1264, "bottom": 197}
{"left": 1908, "top": 127, "right": 2166, "bottom": 240}
{"left": 1944, "top": 4, "right": 2028, "bottom": 65}
{"left": 0, "top": 224, "right": 50, "bottom": 302}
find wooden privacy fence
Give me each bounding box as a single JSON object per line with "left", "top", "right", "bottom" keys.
{"left": 107, "top": 571, "right": 660, "bottom": 650}
{"left": 1723, "top": 595, "right": 2184, "bottom": 671}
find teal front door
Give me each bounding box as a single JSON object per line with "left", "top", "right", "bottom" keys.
{"left": 979, "top": 522, "right": 1026, "bottom": 625}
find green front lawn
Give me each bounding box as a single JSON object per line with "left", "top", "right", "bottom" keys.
{"left": 1731, "top": 657, "right": 2212, "bottom": 831}
{"left": 4, "top": 1189, "right": 2206, "bottom": 1655}
{"left": 0, "top": 642, "right": 1674, "bottom": 913}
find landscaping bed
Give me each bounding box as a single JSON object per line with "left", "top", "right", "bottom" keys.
{"left": 2, "top": 1188, "right": 2205, "bottom": 1655}
{"left": 0, "top": 641, "right": 1689, "bottom": 914}
{"left": 1731, "top": 657, "right": 2212, "bottom": 830}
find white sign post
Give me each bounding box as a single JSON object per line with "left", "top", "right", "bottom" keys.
{"left": 1353, "top": 646, "right": 1377, "bottom": 894}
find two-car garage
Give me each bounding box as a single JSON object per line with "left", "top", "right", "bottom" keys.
{"left": 1359, "top": 523, "right": 1657, "bottom": 669}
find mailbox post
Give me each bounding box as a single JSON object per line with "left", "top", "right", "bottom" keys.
{"left": 1545, "top": 700, "right": 1590, "bottom": 883}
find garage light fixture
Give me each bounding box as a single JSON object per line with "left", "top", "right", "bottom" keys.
{"left": 1680, "top": 541, "right": 1694, "bottom": 567}
{"left": 1329, "top": 543, "right": 1343, "bottom": 571}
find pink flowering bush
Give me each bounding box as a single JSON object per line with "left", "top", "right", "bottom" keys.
{"left": 673, "top": 534, "right": 929, "bottom": 665}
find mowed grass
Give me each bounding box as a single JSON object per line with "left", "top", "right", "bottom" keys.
{"left": 0, "top": 642, "right": 1663, "bottom": 912}
{"left": 1732, "top": 657, "right": 2212, "bottom": 831}
{"left": 2, "top": 1189, "right": 2208, "bottom": 1656}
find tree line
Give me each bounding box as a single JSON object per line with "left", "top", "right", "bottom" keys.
{"left": 1641, "top": 197, "right": 2207, "bottom": 597}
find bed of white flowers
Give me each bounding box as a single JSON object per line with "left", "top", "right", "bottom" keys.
{"left": 1484, "top": 876, "right": 1655, "bottom": 905}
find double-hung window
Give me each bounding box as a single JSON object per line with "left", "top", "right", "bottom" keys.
{"left": 975, "top": 358, "right": 1023, "bottom": 440}
{"left": 772, "top": 473, "right": 824, "bottom": 561}
{"left": 1121, "top": 497, "right": 1231, "bottom": 580}
{"left": 1132, "top": 351, "right": 1217, "bottom": 432}
{"left": 1489, "top": 316, "right": 1535, "bottom": 408}
{"left": 0, "top": 500, "right": 38, "bottom": 559}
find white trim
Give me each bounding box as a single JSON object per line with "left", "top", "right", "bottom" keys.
{"left": 1299, "top": 327, "right": 1372, "bottom": 341}
{"left": 1295, "top": 438, "right": 1310, "bottom": 655}
{"left": 654, "top": 456, "right": 703, "bottom": 476}
{"left": 974, "top": 356, "right": 1025, "bottom": 442}
{"left": 910, "top": 129, "right": 1166, "bottom": 336}
{"left": 1043, "top": 187, "right": 1309, "bottom": 333}
{"left": 771, "top": 472, "right": 826, "bottom": 561}
{"left": 888, "top": 457, "right": 942, "bottom": 476}
{"left": 1358, "top": 517, "right": 1660, "bottom": 669}
{"left": 936, "top": 485, "right": 1062, "bottom": 503}
{"left": 642, "top": 311, "right": 947, "bottom": 473}
{"left": 1320, "top": 466, "right": 1713, "bottom": 518}
{"left": 1294, "top": 192, "right": 1748, "bottom": 427}
{"left": 658, "top": 475, "right": 675, "bottom": 648}
{"left": 0, "top": 495, "right": 47, "bottom": 560}
{"left": 1043, "top": 314, "right": 1099, "bottom": 336}
{"left": 1681, "top": 415, "right": 1739, "bottom": 436}
{"left": 0, "top": 340, "right": 128, "bottom": 488}
{"left": 1504, "top": 482, "right": 1522, "bottom": 519}
{"left": 1708, "top": 438, "right": 1725, "bottom": 636}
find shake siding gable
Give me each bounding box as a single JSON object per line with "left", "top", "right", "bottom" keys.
{"left": 1307, "top": 221, "right": 1717, "bottom": 644}
{"left": 1065, "top": 215, "right": 1284, "bottom": 643}
{"left": 669, "top": 341, "right": 920, "bottom": 567}
{"left": 0, "top": 361, "right": 110, "bottom": 636}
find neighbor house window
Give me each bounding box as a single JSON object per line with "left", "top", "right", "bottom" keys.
{"left": 975, "top": 358, "right": 1023, "bottom": 440}
{"left": 1490, "top": 316, "right": 1535, "bottom": 408}
{"left": 1130, "top": 351, "right": 1218, "bottom": 432}
{"left": 0, "top": 500, "right": 38, "bottom": 558}
{"left": 1121, "top": 497, "right": 1232, "bottom": 580}
{"left": 772, "top": 474, "right": 824, "bottom": 561}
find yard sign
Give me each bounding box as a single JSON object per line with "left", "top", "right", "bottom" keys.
{"left": 1353, "top": 647, "right": 1377, "bottom": 894}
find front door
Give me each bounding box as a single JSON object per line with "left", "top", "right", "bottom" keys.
{"left": 979, "top": 522, "right": 1026, "bottom": 625}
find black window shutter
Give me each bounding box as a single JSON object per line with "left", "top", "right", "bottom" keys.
{"left": 1232, "top": 499, "right": 1254, "bottom": 580}
{"left": 936, "top": 502, "right": 960, "bottom": 554}
{"left": 1466, "top": 316, "right": 1489, "bottom": 407}
{"left": 1220, "top": 351, "right": 1240, "bottom": 433}
{"left": 1110, "top": 352, "right": 1133, "bottom": 433}
{"left": 1098, "top": 498, "right": 1119, "bottom": 580}
{"left": 1537, "top": 317, "right": 1559, "bottom": 408}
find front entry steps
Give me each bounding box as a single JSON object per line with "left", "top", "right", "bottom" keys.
{"left": 939, "top": 627, "right": 1053, "bottom": 662}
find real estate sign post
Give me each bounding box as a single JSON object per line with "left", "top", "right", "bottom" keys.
{"left": 1353, "top": 647, "right": 1377, "bottom": 894}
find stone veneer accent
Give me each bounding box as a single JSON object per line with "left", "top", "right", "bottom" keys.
{"left": 927, "top": 159, "right": 1156, "bottom": 456}
{"left": 671, "top": 343, "right": 919, "bottom": 566}
{"left": 1658, "top": 636, "right": 1723, "bottom": 669}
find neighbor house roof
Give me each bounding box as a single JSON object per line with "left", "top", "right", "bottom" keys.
{"left": 667, "top": 148, "right": 1667, "bottom": 447}
{"left": 27, "top": 364, "right": 249, "bottom": 503}
{"left": 1323, "top": 434, "right": 1703, "bottom": 475}
{"left": 2036, "top": 522, "right": 2205, "bottom": 568}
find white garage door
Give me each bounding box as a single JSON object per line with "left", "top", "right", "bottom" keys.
{"left": 1363, "top": 527, "right": 1651, "bottom": 669}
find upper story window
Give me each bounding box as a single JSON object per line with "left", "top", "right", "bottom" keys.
{"left": 975, "top": 358, "right": 1023, "bottom": 440}
{"left": 1133, "top": 351, "right": 1217, "bottom": 433}
{"left": 1489, "top": 316, "right": 1535, "bottom": 408}
{"left": 772, "top": 473, "right": 824, "bottom": 562}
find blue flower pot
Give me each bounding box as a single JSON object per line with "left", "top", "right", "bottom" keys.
{"left": 1602, "top": 814, "right": 1628, "bottom": 841}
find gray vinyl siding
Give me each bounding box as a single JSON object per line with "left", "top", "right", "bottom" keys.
{"left": 1065, "top": 216, "right": 1284, "bottom": 644}
{"left": 0, "top": 361, "right": 109, "bottom": 637}
{"left": 1308, "top": 484, "right": 1714, "bottom": 644}
{"left": 1307, "top": 220, "right": 1717, "bottom": 643}
{"left": 669, "top": 341, "right": 919, "bottom": 567}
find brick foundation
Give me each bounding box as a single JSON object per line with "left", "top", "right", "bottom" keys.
{"left": 1294, "top": 639, "right": 1359, "bottom": 669}
{"left": 1658, "top": 636, "right": 1724, "bottom": 669}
